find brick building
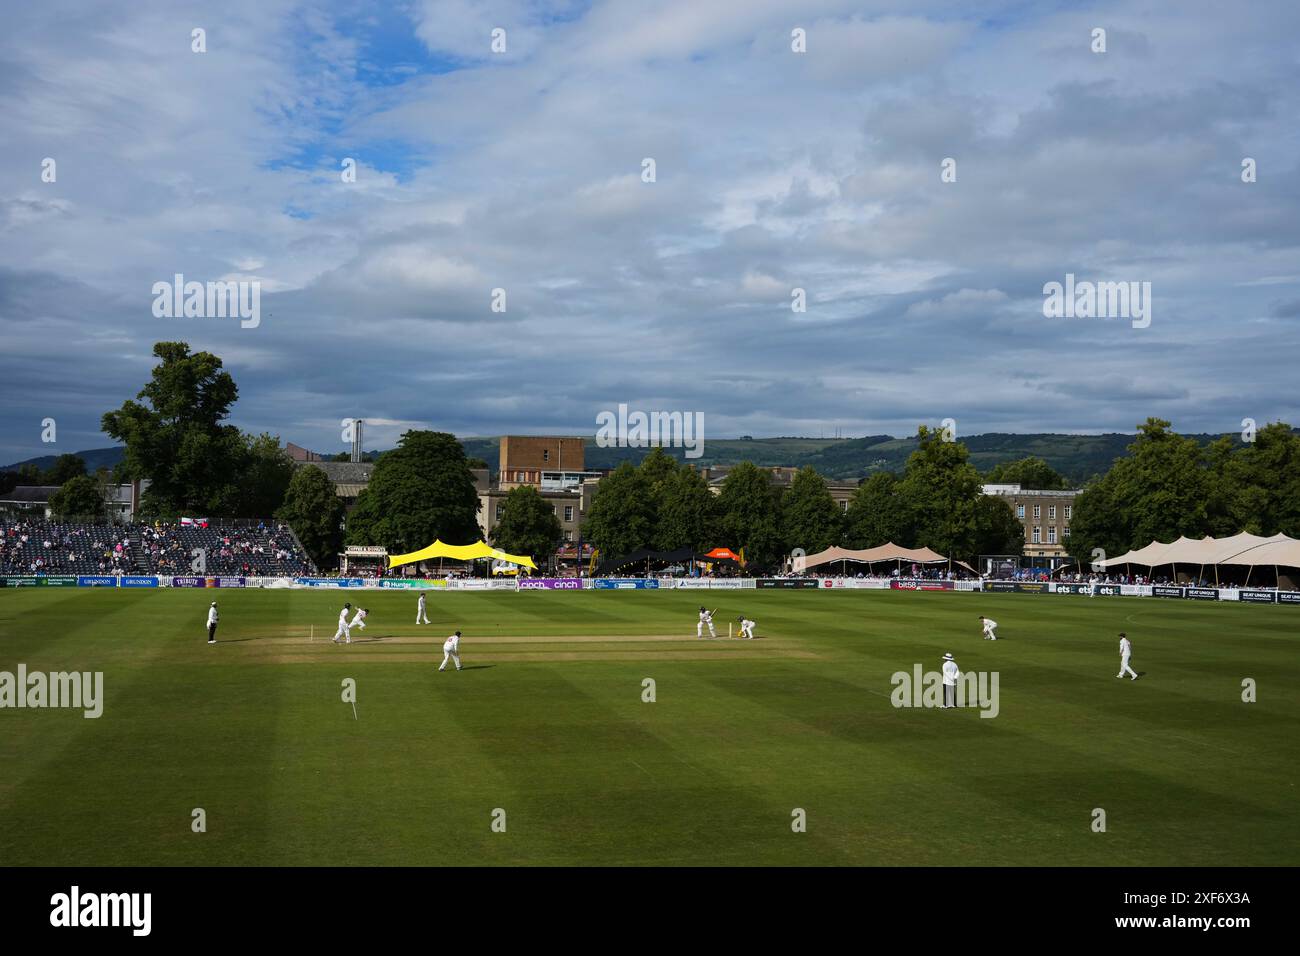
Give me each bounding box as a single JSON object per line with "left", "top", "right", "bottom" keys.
{"left": 497, "top": 436, "right": 599, "bottom": 490}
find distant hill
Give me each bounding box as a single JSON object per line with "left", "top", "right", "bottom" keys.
{"left": 2, "top": 447, "right": 127, "bottom": 474}
{"left": 464, "top": 432, "right": 1157, "bottom": 485}
{"left": 6, "top": 431, "right": 1245, "bottom": 487}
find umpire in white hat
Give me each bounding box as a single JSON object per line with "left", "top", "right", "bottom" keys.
{"left": 941, "top": 653, "right": 960, "bottom": 708}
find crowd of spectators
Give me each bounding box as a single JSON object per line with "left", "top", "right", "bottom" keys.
{"left": 0, "top": 521, "right": 135, "bottom": 574}
{"left": 1053, "top": 570, "right": 1152, "bottom": 585}
{"left": 0, "top": 518, "right": 315, "bottom": 577}
{"left": 776, "top": 565, "right": 966, "bottom": 580}
{"left": 133, "top": 521, "right": 315, "bottom": 576}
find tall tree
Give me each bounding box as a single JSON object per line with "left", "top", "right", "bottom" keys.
{"left": 220, "top": 433, "right": 295, "bottom": 518}
{"left": 101, "top": 341, "right": 243, "bottom": 516}
{"left": 48, "top": 475, "right": 103, "bottom": 518}
{"left": 1216, "top": 422, "right": 1300, "bottom": 536}
{"left": 581, "top": 462, "right": 656, "bottom": 558}
{"left": 492, "top": 485, "right": 563, "bottom": 567}
{"left": 717, "top": 462, "right": 784, "bottom": 568}
{"left": 1069, "top": 470, "right": 1125, "bottom": 569}
{"left": 897, "top": 425, "right": 986, "bottom": 561}
{"left": 277, "top": 466, "right": 345, "bottom": 569}
{"left": 972, "top": 494, "right": 1026, "bottom": 558}
{"left": 1070, "top": 418, "right": 1212, "bottom": 563}
{"left": 655, "top": 466, "right": 718, "bottom": 552}
{"left": 345, "top": 431, "right": 481, "bottom": 552}
{"left": 782, "top": 466, "right": 843, "bottom": 553}
{"left": 984, "top": 456, "right": 1069, "bottom": 490}
{"left": 844, "top": 472, "right": 911, "bottom": 548}
{"left": 42, "top": 454, "right": 87, "bottom": 486}
{"left": 638, "top": 447, "right": 679, "bottom": 493}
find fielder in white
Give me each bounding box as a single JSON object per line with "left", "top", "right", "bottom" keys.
{"left": 1117, "top": 632, "right": 1138, "bottom": 680}
{"left": 439, "top": 630, "right": 462, "bottom": 672}
{"left": 332, "top": 603, "right": 353, "bottom": 644}
{"left": 736, "top": 616, "right": 756, "bottom": 640}
{"left": 696, "top": 606, "right": 717, "bottom": 639}
{"left": 416, "top": 592, "right": 430, "bottom": 624}
{"left": 348, "top": 607, "right": 368, "bottom": 631}
{"left": 206, "top": 601, "right": 219, "bottom": 645}
{"left": 979, "top": 616, "right": 998, "bottom": 640}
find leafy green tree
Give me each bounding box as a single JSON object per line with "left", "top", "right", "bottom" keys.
{"left": 782, "top": 466, "right": 843, "bottom": 553}
{"left": 717, "top": 462, "right": 784, "bottom": 568}
{"left": 49, "top": 475, "right": 104, "bottom": 518}
{"left": 1198, "top": 435, "right": 1242, "bottom": 538}
{"left": 101, "top": 342, "right": 243, "bottom": 516}
{"left": 0, "top": 471, "right": 19, "bottom": 496}
{"left": 842, "top": 432, "right": 1038, "bottom": 562}
{"left": 638, "top": 447, "right": 679, "bottom": 492}
{"left": 277, "top": 466, "right": 345, "bottom": 569}
{"left": 1115, "top": 419, "right": 1211, "bottom": 544}
{"left": 1216, "top": 422, "right": 1300, "bottom": 536}
{"left": 843, "top": 472, "right": 911, "bottom": 548}
{"left": 581, "top": 462, "right": 656, "bottom": 558}
{"left": 1069, "top": 470, "right": 1125, "bottom": 568}
{"left": 972, "top": 494, "right": 1025, "bottom": 558}
{"left": 897, "top": 425, "right": 986, "bottom": 561}
{"left": 345, "top": 431, "right": 481, "bottom": 552}
{"left": 1070, "top": 419, "right": 1212, "bottom": 563}
{"left": 41, "top": 454, "right": 87, "bottom": 486}
{"left": 984, "top": 456, "right": 1068, "bottom": 490}
{"left": 222, "top": 433, "right": 295, "bottom": 518}
{"left": 492, "top": 486, "right": 563, "bottom": 567}
{"left": 655, "top": 466, "right": 718, "bottom": 552}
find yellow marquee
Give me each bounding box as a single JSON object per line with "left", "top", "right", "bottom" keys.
{"left": 387, "top": 539, "right": 537, "bottom": 571}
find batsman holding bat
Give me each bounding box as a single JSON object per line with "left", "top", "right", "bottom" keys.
{"left": 696, "top": 606, "right": 718, "bottom": 639}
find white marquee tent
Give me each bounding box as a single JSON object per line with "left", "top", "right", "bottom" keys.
{"left": 1098, "top": 532, "right": 1300, "bottom": 586}
{"left": 795, "top": 543, "right": 977, "bottom": 575}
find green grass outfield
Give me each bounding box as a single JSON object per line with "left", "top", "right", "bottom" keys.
{"left": 1, "top": 587, "right": 1296, "bottom": 866}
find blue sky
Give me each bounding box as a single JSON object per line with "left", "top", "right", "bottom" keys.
{"left": 1, "top": 0, "right": 1298, "bottom": 463}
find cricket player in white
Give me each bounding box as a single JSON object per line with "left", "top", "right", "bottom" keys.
{"left": 206, "top": 602, "right": 219, "bottom": 645}
{"left": 736, "top": 616, "right": 756, "bottom": 640}
{"left": 979, "top": 616, "right": 998, "bottom": 640}
{"left": 417, "top": 592, "right": 430, "bottom": 624}
{"left": 349, "top": 607, "right": 368, "bottom": 631}
{"left": 439, "top": 630, "right": 462, "bottom": 672}
{"left": 941, "top": 653, "right": 960, "bottom": 708}
{"left": 697, "top": 606, "right": 717, "bottom": 639}
{"left": 333, "top": 603, "right": 353, "bottom": 644}
{"left": 1117, "top": 632, "right": 1138, "bottom": 680}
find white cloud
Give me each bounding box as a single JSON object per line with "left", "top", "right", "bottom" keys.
{"left": 1, "top": 0, "right": 1299, "bottom": 462}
